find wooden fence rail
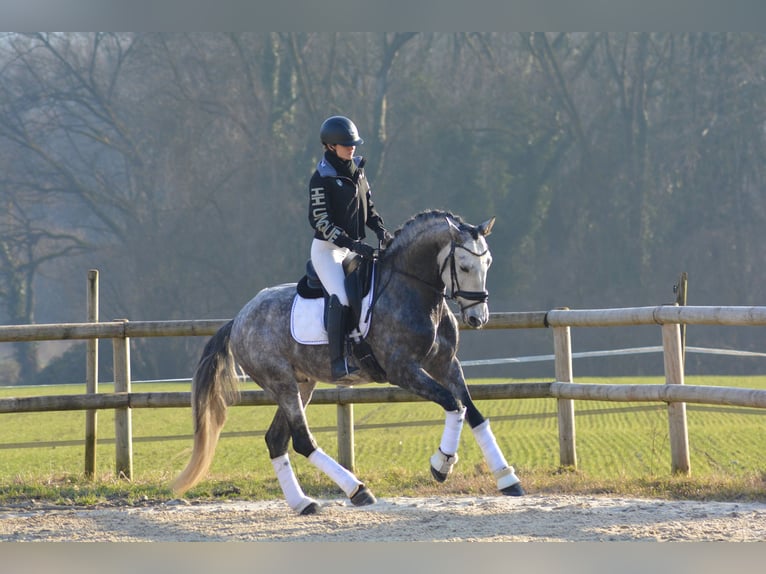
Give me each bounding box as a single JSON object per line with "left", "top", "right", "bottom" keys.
{"left": 5, "top": 305, "right": 766, "bottom": 343}
{"left": 3, "top": 381, "right": 765, "bottom": 413}
{"left": 3, "top": 299, "right": 766, "bottom": 479}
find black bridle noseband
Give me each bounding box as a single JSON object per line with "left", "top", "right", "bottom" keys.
{"left": 438, "top": 240, "right": 490, "bottom": 312}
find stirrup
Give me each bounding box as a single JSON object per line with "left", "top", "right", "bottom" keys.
{"left": 331, "top": 357, "right": 359, "bottom": 381}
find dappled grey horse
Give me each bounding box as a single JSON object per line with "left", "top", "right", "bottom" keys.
{"left": 172, "top": 210, "right": 524, "bottom": 514}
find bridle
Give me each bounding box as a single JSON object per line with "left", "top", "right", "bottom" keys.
{"left": 438, "top": 240, "right": 490, "bottom": 312}
{"left": 377, "top": 236, "right": 490, "bottom": 316}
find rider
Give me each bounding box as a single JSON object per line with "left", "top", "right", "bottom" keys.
{"left": 308, "top": 115, "right": 393, "bottom": 381}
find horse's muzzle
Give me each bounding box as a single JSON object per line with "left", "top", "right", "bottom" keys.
{"left": 462, "top": 304, "right": 489, "bottom": 329}
{"left": 465, "top": 315, "right": 484, "bottom": 328}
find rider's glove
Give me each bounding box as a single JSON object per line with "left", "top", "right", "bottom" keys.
{"left": 352, "top": 241, "right": 376, "bottom": 260}
{"left": 378, "top": 230, "right": 394, "bottom": 249}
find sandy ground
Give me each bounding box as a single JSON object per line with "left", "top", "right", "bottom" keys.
{"left": 1, "top": 494, "right": 765, "bottom": 542}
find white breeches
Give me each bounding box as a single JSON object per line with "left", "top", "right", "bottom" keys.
{"left": 311, "top": 238, "right": 350, "bottom": 305}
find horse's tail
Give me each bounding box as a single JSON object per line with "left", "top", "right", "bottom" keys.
{"left": 172, "top": 320, "right": 240, "bottom": 496}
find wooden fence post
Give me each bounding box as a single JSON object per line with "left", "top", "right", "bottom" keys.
{"left": 553, "top": 314, "right": 577, "bottom": 468}
{"left": 113, "top": 320, "right": 133, "bottom": 480}
{"left": 675, "top": 272, "right": 688, "bottom": 364}
{"left": 84, "top": 270, "right": 99, "bottom": 478}
{"left": 662, "top": 319, "right": 690, "bottom": 475}
{"left": 337, "top": 387, "right": 355, "bottom": 472}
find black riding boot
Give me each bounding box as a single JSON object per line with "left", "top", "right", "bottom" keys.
{"left": 327, "top": 294, "right": 359, "bottom": 381}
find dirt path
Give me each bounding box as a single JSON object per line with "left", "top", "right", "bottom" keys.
{"left": 2, "top": 494, "right": 765, "bottom": 542}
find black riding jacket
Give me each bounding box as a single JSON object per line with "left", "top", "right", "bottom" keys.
{"left": 308, "top": 153, "right": 387, "bottom": 249}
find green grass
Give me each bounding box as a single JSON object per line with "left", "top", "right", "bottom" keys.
{"left": 1, "top": 376, "right": 765, "bottom": 506}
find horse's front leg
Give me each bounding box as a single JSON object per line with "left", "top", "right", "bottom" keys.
{"left": 435, "top": 358, "right": 525, "bottom": 496}
{"left": 429, "top": 404, "right": 466, "bottom": 482}
{"left": 386, "top": 356, "right": 467, "bottom": 481}
{"left": 469, "top": 417, "right": 524, "bottom": 495}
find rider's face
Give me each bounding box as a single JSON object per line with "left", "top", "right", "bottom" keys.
{"left": 331, "top": 144, "right": 355, "bottom": 161}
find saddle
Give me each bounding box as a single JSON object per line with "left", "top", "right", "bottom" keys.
{"left": 294, "top": 253, "right": 387, "bottom": 382}
{"left": 296, "top": 252, "right": 374, "bottom": 329}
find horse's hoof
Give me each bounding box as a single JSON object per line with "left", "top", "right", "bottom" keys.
{"left": 299, "top": 501, "right": 321, "bottom": 515}
{"left": 350, "top": 485, "right": 376, "bottom": 506}
{"left": 430, "top": 465, "right": 448, "bottom": 483}
{"left": 500, "top": 482, "right": 525, "bottom": 496}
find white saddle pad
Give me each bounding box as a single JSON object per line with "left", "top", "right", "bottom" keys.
{"left": 290, "top": 273, "right": 375, "bottom": 345}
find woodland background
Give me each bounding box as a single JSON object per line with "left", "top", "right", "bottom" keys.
{"left": 2, "top": 32, "right": 766, "bottom": 385}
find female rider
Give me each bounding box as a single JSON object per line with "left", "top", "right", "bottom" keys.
{"left": 308, "top": 115, "right": 392, "bottom": 381}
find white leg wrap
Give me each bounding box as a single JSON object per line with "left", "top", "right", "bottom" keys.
{"left": 430, "top": 448, "right": 459, "bottom": 475}
{"left": 471, "top": 419, "right": 520, "bottom": 489}
{"left": 439, "top": 406, "right": 466, "bottom": 456}
{"left": 494, "top": 465, "right": 521, "bottom": 490}
{"left": 308, "top": 448, "right": 362, "bottom": 497}
{"left": 271, "top": 454, "right": 317, "bottom": 514}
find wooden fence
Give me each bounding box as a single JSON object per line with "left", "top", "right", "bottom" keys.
{"left": 2, "top": 275, "right": 766, "bottom": 479}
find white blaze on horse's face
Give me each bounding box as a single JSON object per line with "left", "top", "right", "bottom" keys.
{"left": 439, "top": 218, "right": 494, "bottom": 329}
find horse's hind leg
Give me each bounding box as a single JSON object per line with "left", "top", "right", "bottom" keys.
{"left": 307, "top": 448, "right": 376, "bottom": 507}
{"left": 265, "top": 386, "right": 376, "bottom": 513}
{"left": 266, "top": 409, "right": 320, "bottom": 515}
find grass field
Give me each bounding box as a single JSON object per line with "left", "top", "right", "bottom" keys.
{"left": 0, "top": 376, "right": 764, "bottom": 504}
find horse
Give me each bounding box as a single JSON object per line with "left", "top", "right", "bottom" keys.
{"left": 172, "top": 209, "right": 524, "bottom": 514}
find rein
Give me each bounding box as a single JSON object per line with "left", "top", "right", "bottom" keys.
{"left": 366, "top": 261, "right": 444, "bottom": 321}
{"left": 388, "top": 266, "right": 445, "bottom": 296}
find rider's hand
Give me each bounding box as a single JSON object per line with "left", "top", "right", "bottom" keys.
{"left": 352, "top": 241, "right": 376, "bottom": 260}
{"left": 379, "top": 230, "right": 394, "bottom": 249}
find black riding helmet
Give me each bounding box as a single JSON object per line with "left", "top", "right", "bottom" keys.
{"left": 320, "top": 116, "right": 364, "bottom": 147}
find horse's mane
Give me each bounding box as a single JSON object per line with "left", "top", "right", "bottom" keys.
{"left": 384, "top": 209, "right": 465, "bottom": 257}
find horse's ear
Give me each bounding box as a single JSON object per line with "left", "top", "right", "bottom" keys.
{"left": 446, "top": 217, "right": 462, "bottom": 238}
{"left": 478, "top": 217, "right": 496, "bottom": 237}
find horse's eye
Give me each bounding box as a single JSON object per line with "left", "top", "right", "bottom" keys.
{"left": 460, "top": 265, "right": 470, "bottom": 273}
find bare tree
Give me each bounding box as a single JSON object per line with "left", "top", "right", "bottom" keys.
{"left": 0, "top": 159, "right": 87, "bottom": 381}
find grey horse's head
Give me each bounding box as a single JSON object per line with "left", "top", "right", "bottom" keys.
{"left": 439, "top": 216, "right": 495, "bottom": 329}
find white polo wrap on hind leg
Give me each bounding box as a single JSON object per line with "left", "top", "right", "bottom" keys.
{"left": 430, "top": 406, "right": 466, "bottom": 474}
{"left": 471, "top": 419, "right": 520, "bottom": 490}
{"left": 271, "top": 454, "right": 317, "bottom": 513}
{"left": 308, "top": 448, "right": 362, "bottom": 497}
